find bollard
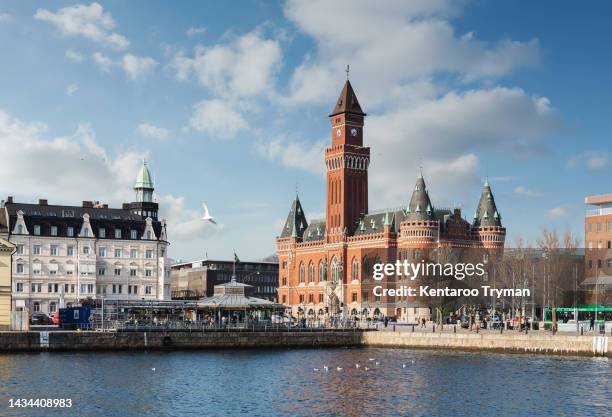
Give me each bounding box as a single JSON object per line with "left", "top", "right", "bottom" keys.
{"left": 454, "top": 325, "right": 456, "bottom": 334}
{"left": 432, "top": 324, "right": 435, "bottom": 333}
{"left": 412, "top": 325, "right": 415, "bottom": 333}
{"left": 580, "top": 325, "right": 584, "bottom": 336}
{"left": 393, "top": 325, "right": 396, "bottom": 332}
{"left": 500, "top": 326, "right": 503, "bottom": 334}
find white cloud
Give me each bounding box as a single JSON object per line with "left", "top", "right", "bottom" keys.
{"left": 121, "top": 54, "right": 157, "bottom": 80}
{"left": 186, "top": 26, "right": 206, "bottom": 37}
{"left": 514, "top": 185, "right": 542, "bottom": 197}
{"left": 547, "top": 206, "right": 568, "bottom": 218}
{"left": 256, "top": 137, "right": 326, "bottom": 175}
{"left": 0, "top": 109, "right": 141, "bottom": 204}
{"left": 137, "top": 123, "right": 170, "bottom": 141}
{"left": 35, "top": 2, "right": 129, "bottom": 50}
{"left": 567, "top": 151, "right": 608, "bottom": 171}
{"left": 170, "top": 30, "right": 282, "bottom": 98}
{"left": 66, "top": 83, "right": 79, "bottom": 96}
{"left": 159, "top": 195, "right": 224, "bottom": 243}
{"left": 189, "top": 99, "right": 248, "bottom": 139}
{"left": 65, "top": 49, "right": 85, "bottom": 62}
{"left": 92, "top": 52, "right": 157, "bottom": 80}
{"left": 284, "top": 0, "right": 540, "bottom": 106}
{"left": 0, "top": 12, "right": 12, "bottom": 22}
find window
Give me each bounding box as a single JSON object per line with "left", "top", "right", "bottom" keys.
{"left": 589, "top": 223, "right": 593, "bottom": 232}
{"left": 598, "top": 241, "right": 603, "bottom": 250}
{"left": 145, "top": 269, "right": 152, "bottom": 277}
{"left": 282, "top": 261, "right": 287, "bottom": 269}
{"left": 32, "top": 264, "right": 41, "bottom": 275}
{"left": 50, "top": 245, "right": 58, "bottom": 256}
{"left": 352, "top": 257, "right": 359, "bottom": 281}
{"left": 299, "top": 294, "right": 305, "bottom": 303}
{"left": 98, "top": 247, "right": 106, "bottom": 257}
{"left": 608, "top": 221, "right": 612, "bottom": 232}
{"left": 50, "top": 226, "right": 58, "bottom": 236}
{"left": 16, "top": 264, "right": 24, "bottom": 274}
{"left": 146, "top": 231, "right": 152, "bottom": 240}
{"left": 33, "top": 302, "right": 40, "bottom": 312}
{"left": 597, "top": 259, "right": 603, "bottom": 268}
{"left": 81, "top": 284, "right": 87, "bottom": 294}
{"left": 145, "top": 249, "right": 153, "bottom": 259}
{"left": 308, "top": 294, "right": 314, "bottom": 303}
{"left": 31, "top": 283, "right": 41, "bottom": 293}
{"left": 15, "top": 244, "right": 24, "bottom": 254}
{"left": 319, "top": 261, "right": 326, "bottom": 282}
{"left": 34, "top": 225, "right": 41, "bottom": 235}
{"left": 588, "top": 260, "right": 593, "bottom": 269}
{"left": 67, "top": 227, "right": 74, "bottom": 237}
{"left": 48, "top": 283, "right": 58, "bottom": 293}
{"left": 318, "top": 293, "right": 324, "bottom": 303}
{"left": 130, "top": 249, "right": 138, "bottom": 258}
{"left": 67, "top": 246, "right": 75, "bottom": 256}
{"left": 83, "top": 246, "right": 90, "bottom": 255}
{"left": 352, "top": 292, "right": 358, "bottom": 302}
{"left": 309, "top": 262, "right": 315, "bottom": 283}
{"left": 133, "top": 285, "right": 138, "bottom": 295}
{"left": 145, "top": 286, "right": 152, "bottom": 295}
{"left": 131, "top": 230, "right": 137, "bottom": 239}
{"left": 88, "top": 284, "right": 94, "bottom": 294}
{"left": 112, "top": 284, "right": 118, "bottom": 294}
{"left": 598, "top": 223, "right": 602, "bottom": 232}
{"left": 33, "top": 245, "right": 41, "bottom": 255}
{"left": 331, "top": 257, "right": 340, "bottom": 282}
{"left": 115, "top": 229, "right": 122, "bottom": 239}
{"left": 130, "top": 268, "right": 137, "bottom": 277}
{"left": 99, "top": 228, "right": 106, "bottom": 238}
{"left": 82, "top": 228, "right": 89, "bottom": 237}
{"left": 115, "top": 249, "right": 122, "bottom": 258}
{"left": 362, "top": 292, "right": 368, "bottom": 302}
{"left": 98, "top": 268, "right": 105, "bottom": 276}
{"left": 16, "top": 283, "right": 23, "bottom": 292}
{"left": 282, "top": 276, "right": 287, "bottom": 286}
{"left": 607, "top": 259, "right": 612, "bottom": 268}
{"left": 114, "top": 268, "right": 121, "bottom": 276}
{"left": 282, "top": 295, "right": 287, "bottom": 304}
{"left": 608, "top": 241, "right": 612, "bottom": 250}
{"left": 49, "top": 265, "right": 58, "bottom": 275}
{"left": 299, "top": 262, "right": 305, "bottom": 283}
{"left": 49, "top": 303, "right": 57, "bottom": 313}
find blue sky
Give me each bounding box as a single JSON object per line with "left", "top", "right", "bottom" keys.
{"left": 0, "top": 1, "right": 610, "bottom": 260}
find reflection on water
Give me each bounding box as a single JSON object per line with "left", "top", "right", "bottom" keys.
{"left": 0, "top": 348, "right": 609, "bottom": 417}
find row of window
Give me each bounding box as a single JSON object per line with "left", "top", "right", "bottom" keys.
{"left": 15, "top": 244, "right": 156, "bottom": 259}
{"left": 587, "top": 240, "right": 612, "bottom": 250}
{"left": 587, "top": 259, "right": 612, "bottom": 269}
{"left": 282, "top": 292, "right": 377, "bottom": 305}
{"left": 587, "top": 221, "right": 612, "bottom": 233}
{"left": 16, "top": 225, "right": 154, "bottom": 240}
{"left": 15, "top": 282, "right": 154, "bottom": 295}
{"left": 15, "top": 263, "right": 155, "bottom": 277}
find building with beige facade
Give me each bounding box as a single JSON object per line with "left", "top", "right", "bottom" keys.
{"left": 0, "top": 238, "right": 15, "bottom": 329}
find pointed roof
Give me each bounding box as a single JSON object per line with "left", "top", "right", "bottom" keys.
{"left": 280, "top": 194, "right": 308, "bottom": 239}
{"left": 329, "top": 80, "right": 365, "bottom": 117}
{"left": 473, "top": 180, "right": 502, "bottom": 227}
{"left": 135, "top": 161, "right": 154, "bottom": 190}
{"left": 406, "top": 172, "right": 435, "bottom": 221}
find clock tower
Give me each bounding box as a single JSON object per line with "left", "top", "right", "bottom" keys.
{"left": 325, "top": 80, "right": 370, "bottom": 240}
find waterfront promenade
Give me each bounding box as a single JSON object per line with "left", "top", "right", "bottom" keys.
{"left": 0, "top": 327, "right": 609, "bottom": 357}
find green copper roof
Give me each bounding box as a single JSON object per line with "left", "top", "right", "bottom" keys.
{"left": 135, "top": 162, "right": 154, "bottom": 189}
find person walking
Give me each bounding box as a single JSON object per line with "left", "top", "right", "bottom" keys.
{"left": 421, "top": 317, "right": 426, "bottom": 328}
{"left": 589, "top": 314, "right": 595, "bottom": 332}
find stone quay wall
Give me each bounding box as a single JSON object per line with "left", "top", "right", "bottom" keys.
{"left": 0, "top": 330, "right": 609, "bottom": 357}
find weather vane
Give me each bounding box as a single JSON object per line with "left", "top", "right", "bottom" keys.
{"left": 346, "top": 64, "right": 350, "bottom": 80}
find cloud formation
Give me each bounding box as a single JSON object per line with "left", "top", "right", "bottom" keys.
{"left": 189, "top": 99, "right": 248, "bottom": 140}
{"left": 137, "top": 123, "right": 170, "bottom": 141}
{"left": 35, "top": 2, "right": 129, "bottom": 50}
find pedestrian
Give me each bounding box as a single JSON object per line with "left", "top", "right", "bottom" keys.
{"left": 421, "top": 317, "right": 426, "bottom": 328}
{"left": 589, "top": 314, "right": 595, "bottom": 331}
{"left": 384, "top": 317, "right": 389, "bottom": 328}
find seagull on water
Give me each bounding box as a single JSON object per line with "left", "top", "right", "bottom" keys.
{"left": 402, "top": 363, "right": 407, "bottom": 368}
{"left": 313, "top": 368, "right": 320, "bottom": 372}
{"left": 323, "top": 365, "right": 329, "bottom": 372}
{"left": 355, "top": 363, "right": 360, "bottom": 368}
{"left": 336, "top": 366, "right": 343, "bottom": 371}
{"left": 151, "top": 368, "right": 156, "bottom": 371}
{"left": 201, "top": 202, "right": 217, "bottom": 225}
{"left": 368, "top": 358, "right": 375, "bottom": 361}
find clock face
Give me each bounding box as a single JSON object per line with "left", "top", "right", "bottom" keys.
{"left": 336, "top": 128, "right": 342, "bottom": 137}
{"left": 351, "top": 128, "right": 358, "bottom": 137}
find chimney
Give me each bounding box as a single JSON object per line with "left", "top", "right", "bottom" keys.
{"left": 82, "top": 201, "right": 93, "bottom": 208}
{"left": 103, "top": 204, "right": 108, "bottom": 209}
{"left": 39, "top": 199, "right": 48, "bottom": 206}
{"left": 6, "top": 196, "right": 13, "bottom": 204}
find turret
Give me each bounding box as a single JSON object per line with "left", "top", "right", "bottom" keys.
{"left": 130, "top": 160, "right": 158, "bottom": 220}
{"left": 280, "top": 194, "right": 308, "bottom": 240}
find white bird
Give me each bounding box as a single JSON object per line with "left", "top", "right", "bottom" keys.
{"left": 364, "top": 367, "right": 369, "bottom": 371}
{"left": 313, "top": 368, "right": 320, "bottom": 372}
{"left": 151, "top": 368, "right": 156, "bottom": 371}
{"left": 201, "top": 202, "right": 217, "bottom": 225}
{"left": 375, "top": 362, "right": 380, "bottom": 366}
{"left": 368, "top": 358, "right": 375, "bottom": 361}
{"left": 355, "top": 364, "right": 360, "bottom": 368}
{"left": 323, "top": 365, "right": 329, "bottom": 372}
{"left": 402, "top": 363, "right": 407, "bottom": 368}
{"left": 336, "top": 367, "right": 343, "bottom": 371}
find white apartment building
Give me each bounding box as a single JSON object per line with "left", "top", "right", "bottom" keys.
{"left": 0, "top": 162, "right": 170, "bottom": 315}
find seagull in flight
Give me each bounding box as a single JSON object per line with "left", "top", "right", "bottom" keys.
{"left": 201, "top": 202, "right": 217, "bottom": 225}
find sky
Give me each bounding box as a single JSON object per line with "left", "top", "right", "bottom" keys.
{"left": 0, "top": 1, "right": 610, "bottom": 261}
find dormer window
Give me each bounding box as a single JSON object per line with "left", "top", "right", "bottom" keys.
{"left": 99, "top": 228, "right": 106, "bottom": 238}
{"left": 34, "top": 225, "right": 41, "bottom": 235}
{"left": 115, "top": 229, "right": 122, "bottom": 239}
{"left": 51, "top": 226, "right": 58, "bottom": 236}
{"left": 67, "top": 227, "right": 74, "bottom": 237}
{"left": 16, "top": 225, "right": 23, "bottom": 234}
{"left": 131, "top": 230, "right": 137, "bottom": 239}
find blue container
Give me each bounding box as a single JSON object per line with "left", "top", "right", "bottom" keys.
{"left": 59, "top": 307, "right": 92, "bottom": 329}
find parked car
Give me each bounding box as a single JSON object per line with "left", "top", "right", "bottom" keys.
{"left": 30, "top": 313, "right": 53, "bottom": 325}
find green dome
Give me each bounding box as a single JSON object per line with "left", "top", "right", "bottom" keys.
{"left": 135, "top": 162, "right": 154, "bottom": 189}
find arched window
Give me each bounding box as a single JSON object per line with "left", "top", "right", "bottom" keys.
{"left": 319, "top": 260, "right": 327, "bottom": 282}
{"left": 351, "top": 257, "right": 359, "bottom": 281}
{"left": 362, "top": 257, "right": 369, "bottom": 280}
{"left": 331, "top": 257, "right": 340, "bottom": 282}
{"left": 308, "top": 261, "right": 315, "bottom": 283}
{"left": 299, "top": 262, "right": 305, "bottom": 283}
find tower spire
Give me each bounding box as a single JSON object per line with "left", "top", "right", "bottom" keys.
{"left": 345, "top": 64, "right": 350, "bottom": 80}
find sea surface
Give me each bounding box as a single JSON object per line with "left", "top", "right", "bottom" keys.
{"left": 0, "top": 348, "right": 609, "bottom": 417}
